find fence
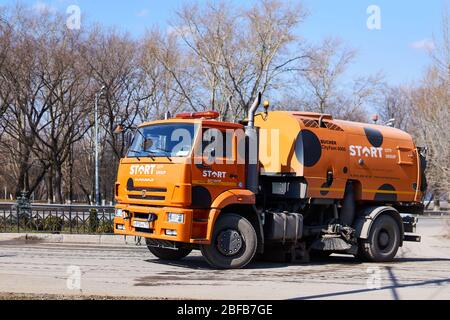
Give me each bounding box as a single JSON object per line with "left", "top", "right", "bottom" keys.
{"left": 0, "top": 203, "right": 115, "bottom": 234}
{"left": 0, "top": 202, "right": 447, "bottom": 235}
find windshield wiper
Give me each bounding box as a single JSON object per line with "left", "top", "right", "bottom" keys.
{"left": 128, "top": 149, "right": 173, "bottom": 162}
{"left": 153, "top": 147, "right": 173, "bottom": 161}
{"left": 128, "top": 150, "right": 155, "bottom": 161}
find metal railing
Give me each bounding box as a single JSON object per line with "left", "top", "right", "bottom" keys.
{"left": 0, "top": 203, "right": 115, "bottom": 234}
{"left": 423, "top": 210, "right": 449, "bottom": 217}
{"left": 0, "top": 202, "right": 447, "bottom": 235}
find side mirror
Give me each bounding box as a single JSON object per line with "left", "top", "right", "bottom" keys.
{"left": 114, "top": 124, "right": 126, "bottom": 135}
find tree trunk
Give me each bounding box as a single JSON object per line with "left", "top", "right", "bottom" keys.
{"left": 54, "top": 164, "right": 64, "bottom": 204}
{"left": 46, "top": 168, "right": 54, "bottom": 204}
{"left": 15, "top": 162, "right": 28, "bottom": 197}
{"left": 433, "top": 191, "right": 441, "bottom": 212}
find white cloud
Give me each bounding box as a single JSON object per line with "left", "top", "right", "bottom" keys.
{"left": 137, "top": 9, "right": 149, "bottom": 17}
{"left": 410, "top": 38, "right": 435, "bottom": 51}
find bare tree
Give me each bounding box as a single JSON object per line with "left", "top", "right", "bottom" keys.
{"left": 299, "top": 38, "right": 356, "bottom": 114}
{"left": 82, "top": 29, "right": 152, "bottom": 202}
{"left": 0, "top": 6, "right": 53, "bottom": 197}
{"left": 416, "top": 9, "right": 449, "bottom": 197}
{"left": 430, "top": 8, "right": 450, "bottom": 83}
{"left": 83, "top": 29, "right": 144, "bottom": 159}
{"left": 375, "top": 86, "right": 413, "bottom": 131}
{"left": 293, "top": 37, "right": 383, "bottom": 121}
{"left": 140, "top": 30, "right": 189, "bottom": 120}
{"left": 410, "top": 71, "right": 449, "bottom": 196}
{"left": 156, "top": 0, "right": 306, "bottom": 121}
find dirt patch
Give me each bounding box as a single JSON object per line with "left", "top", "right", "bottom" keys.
{"left": 0, "top": 293, "right": 171, "bottom": 300}
{"left": 440, "top": 219, "right": 450, "bottom": 239}
{"left": 0, "top": 236, "right": 44, "bottom": 246}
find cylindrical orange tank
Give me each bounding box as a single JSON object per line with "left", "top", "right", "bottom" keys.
{"left": 255, "top": 111, "right": 425, "bottom": 204}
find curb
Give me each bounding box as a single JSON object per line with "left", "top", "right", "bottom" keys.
{"left": 0, "top": 233, "right": 132, "bottom": 245}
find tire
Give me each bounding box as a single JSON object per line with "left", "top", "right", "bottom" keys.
{"left": 358, "top": 215, "right": 401, "bottom": 262}
{"left": 201, "top": 214, "right": 257, "bottom": 269}
{"left": 147, "top": 246, "right": 192, "bottom": 261}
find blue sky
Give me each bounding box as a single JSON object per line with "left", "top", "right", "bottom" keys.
{"left": 0, "top": 0, "right": 448, "bottom": 85}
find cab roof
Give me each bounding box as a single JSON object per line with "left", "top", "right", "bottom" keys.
{"left": 138, "top": 118, "right": 244, "bottom": 130}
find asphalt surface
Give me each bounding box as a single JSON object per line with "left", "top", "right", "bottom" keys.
{"left": 0, "top": 218, "right": 449, "bottom": 300}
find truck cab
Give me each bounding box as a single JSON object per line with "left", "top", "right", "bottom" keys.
{"left": 114, "top": 113, "right": 256, "bottom": 267}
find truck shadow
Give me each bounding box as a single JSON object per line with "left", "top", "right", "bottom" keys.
{"left": 291, "top": 274, "right": 450, "bottom": 300}
{"left": 145, "top": 254, "right": 450, "bottom": 270}
{"left": 145, "top": 256, "right": 293, "bottom": 270}
{"left": 291, "top": 277, "right": 450, "bottom": 300}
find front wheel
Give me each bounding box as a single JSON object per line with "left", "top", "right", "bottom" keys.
{"left": 358, "top": 215, "right": 401, "bottom": 262}
{"left": 147, "top": 245, "right": 192, "bottom": 261}
{"left": 201, "top": 214, "right": 257, "bottom": 269}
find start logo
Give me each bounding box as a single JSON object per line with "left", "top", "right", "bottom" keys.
{"left": 350, "top": 145, "right": 383, "bottom": 158}
{"left": 130, "top": 164, "right": 157, "bottom": 176}
{"left": 203, "top": 170, "right": 227, "bottom": 179}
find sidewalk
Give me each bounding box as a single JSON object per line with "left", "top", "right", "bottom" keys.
{"left": 0, "top": 233, "right": 134, "bottom": 245}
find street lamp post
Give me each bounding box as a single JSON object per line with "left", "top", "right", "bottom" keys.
{"left": 95, "top": 86, "right": 106, "bottom": 206}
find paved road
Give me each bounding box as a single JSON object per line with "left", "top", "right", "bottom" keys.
{"left": 0, "top": 218, "right": 449, "bottom": 300}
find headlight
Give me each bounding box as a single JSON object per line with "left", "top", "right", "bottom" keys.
{"left": 165, "top": 229, "right": 178, "bottom": 236}
{"left": 115, "top": 209, "right": 124, "bottom": 218}
{"left": 167, "top": 213, "right": 184, "bottom": 224}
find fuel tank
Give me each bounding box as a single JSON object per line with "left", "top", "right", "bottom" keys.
{"left": 255, "top": 111, "right": 424, "bottom": 203}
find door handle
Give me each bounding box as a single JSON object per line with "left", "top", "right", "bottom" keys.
{"left": 197, "top": 164, "right": 213, "bottom": 170}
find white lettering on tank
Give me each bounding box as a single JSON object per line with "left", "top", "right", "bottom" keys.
{"left": 350, "top": 146, "right": 384, "bottom": 159}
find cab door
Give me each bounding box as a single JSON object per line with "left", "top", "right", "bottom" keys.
{"left": 191, "top": 126, "right": 244, "bottom": 209}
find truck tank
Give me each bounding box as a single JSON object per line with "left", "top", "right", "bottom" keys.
{"left": 255, "top": 111, "right": 424, "bottom": 204}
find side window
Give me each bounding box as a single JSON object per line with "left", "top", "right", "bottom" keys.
{"left": 202, "top": 128, "right": 232, "bottom": 162}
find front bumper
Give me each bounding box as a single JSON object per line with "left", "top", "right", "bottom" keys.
{"left": 114, "top": 204, "right": 209, "bottom": 244}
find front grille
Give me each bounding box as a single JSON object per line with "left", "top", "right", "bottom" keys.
{"left": 128, "top": 195, "right": 165, "bottom": 201}
{"left": 146, "top": 238, "right": 177, "bottom": 249}
{"left": 134, "top": 213, "right": 150, "bottom": 220}
{"left": 129, "top": 187, "right": 167, "bottom": 193}
{"left": 135, "top": 228, "right": 154, "bottom": 234}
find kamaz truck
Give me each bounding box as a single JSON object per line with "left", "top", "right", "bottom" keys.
{"left": 114, "top": 94, "right": 425, "bottom": 269}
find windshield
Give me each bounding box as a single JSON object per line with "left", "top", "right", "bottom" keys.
{"left": 128, "top": 123, "right": 197, "bottom": 158}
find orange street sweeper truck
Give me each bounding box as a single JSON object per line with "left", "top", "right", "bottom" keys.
{"left": 114, "top": 94, "right": 425, "bottom": 269}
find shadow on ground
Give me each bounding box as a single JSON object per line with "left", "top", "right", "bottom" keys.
{"left": 144, "top": 254, "right": 450, "bottom": 271}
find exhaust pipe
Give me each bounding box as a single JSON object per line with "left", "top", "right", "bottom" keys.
{"left": 245, "top": 93, "right": 262, "bottom": 194}
{"left": 248, "top": 92, "right": 262, "bottom": 129}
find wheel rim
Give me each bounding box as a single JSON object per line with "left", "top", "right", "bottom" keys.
{"left": 377, "top": 228, "right": 392, "bottom": 252}
{"left": 217, "top": 229, "right": 244, "bottom": 256}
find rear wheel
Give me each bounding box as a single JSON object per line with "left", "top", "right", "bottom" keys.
{"left": 358, "top": 215, "right": 401, "bottom": 262}
{"left": 201, "top": 214, "right": 257, "bottom": 269}
{"left": 147, "top": 245, "right": 192, "bottom": 261}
